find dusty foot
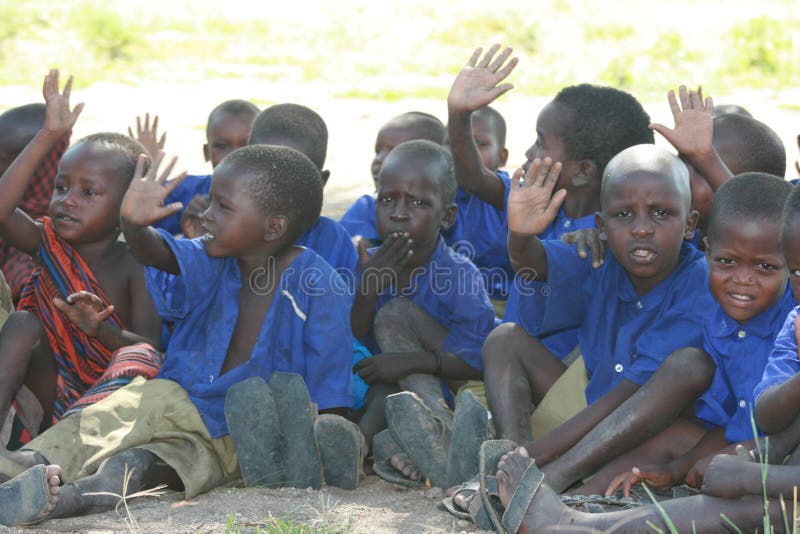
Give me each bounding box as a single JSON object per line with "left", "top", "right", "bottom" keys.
{"left": 0, "top": 464, "right": 60, "bottom": 526}
{"left": 446, "top": 480, "right": 477, "bottom": 513}
{"left": 44, "top": 464, "right": 61, "bottom": 513}
{"left": 702, "top": 445, "right": 760, "bottom": 499}
{"left": 496, "top": 447, "right": 576, "bottom": 534}
{"left": 389, "top": 453, "right": 421, "bottom": 482}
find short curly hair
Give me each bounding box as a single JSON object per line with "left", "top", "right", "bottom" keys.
{"left": 553, "top": 84, "right": 654, "bottom": 175}
{"left": 248, "top": 104, "right": 328, "bottom": 171}
{"left": 70, "top": 132, "right": 149, "bottom": 186}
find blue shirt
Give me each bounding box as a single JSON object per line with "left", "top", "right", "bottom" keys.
{"left": 153, "top": 174, "right": 212, "bottom": 235}
{"left": 298, "top": 216, "right": 358, "bottom": 277}
{"left": 145, "top": 231, "right": 354, "bottom": 438}
{"left": 754, "top": 305, "right": 800, "bottom": 404}
{"left": 364, "top": 236, "right": 499, "bottom": 371}
{"left": 695, "top": 287, "right": 796, "bottom": 443}
{"left": 512, "top": 240, "right": 712, "bottom": 403}
{"left": 340, "top": 194, "right": 379, "bottom": 244}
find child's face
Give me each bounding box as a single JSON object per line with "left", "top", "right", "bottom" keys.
{"left": 372, "top": 125, "right": 421, "bottom": 185}
{"left": 376, "top": 157, "right": 454, "bottom": 253}
{"left": 524, "top": 102, "right": 579, "bottom": 191}
{"left": 706, "top": 219, "right": 787, "bottom": 323}
{"left": 204, "top": 113, "right": 254, "bottom": 169}
{"left": 48, "top": 143, "right": 128, "bottom": 244}
{"left": 781, "top": 221, "right": 800, "bottom": 302}
{"left": 200, "top": 162, "right": 268, "bottom": 258}
{"left": 598, "top": 172, "right": 696, "bottom": 296}
{"left": 472, "top": 116, "right": 507, "bottom": 172}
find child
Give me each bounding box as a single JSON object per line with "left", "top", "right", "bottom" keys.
{"left": 153, "top": 99, "right": 259, "bottom": 236}
{"left": 0, "top": 143, "right": 357, "bottom": 525}
{"left": 448, "top": 45, "right": 654, "bottom": 351}
{"left": 0, "top": 71, "right": 162, "bottom": 446}
{"left": 0, "top": 103, "right": 69, "bottom": 302}
{"left": 248, "top": 103, "right": 358, "bottom": 274}
{"left": 351, "top": 140, "right": 497, "bottom": 480}
{"left": 340, "top": 111, "right": 445, "bottom": 247}
{"left": 600, "top": 173, "right": 794, "bottom": 496}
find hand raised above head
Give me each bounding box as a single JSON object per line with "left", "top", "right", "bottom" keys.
{"left": 507, "top": 157, "right": 566, "bottom": 237}
{"left": 447, "top": 44, "right": 518, "bottom": 115}
{"left": 650, "top": 85, "right": 714, "bottom": 160}
{"left": 128, "top": 112, "right": 167, "bottom": 160}
{"left": 42, "top": 69, "right": 84, "bottom": 135}
{"left": 120, "top": 151, "right": 187, "bottom": 229}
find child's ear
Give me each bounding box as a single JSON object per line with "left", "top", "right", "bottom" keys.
{"left": 594, "top": 211, "right": 607, "bottom": 240}
{"left": 704, "top": 237, "right": 712, "bottom": 260}
{"left": 684, "top": 209, "right": 700, "bottom": 240}
{"left": 203, "top": 144, "right": 210, "bottom": 163}
{"left": 262, "top": 215, "right": 289, "bottom": 242}
{"left": 440, "top": 203, "right": 458, "bottom": 230}
{"left": 498, "top": 147, "right": 509, "bottom": 168}
{"left": 320, "top": 170, "right": 330, "bottom": 189}
{"left": 570, "top": 160, "right": 599, "bottom": 188}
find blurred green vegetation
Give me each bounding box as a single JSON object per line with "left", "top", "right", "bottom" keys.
{"left": 0, "top": 0, "right": 797, "bottom": 101}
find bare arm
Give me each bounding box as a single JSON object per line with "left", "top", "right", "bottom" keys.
{"left": 506, "top": 158, "right": 566, "bottom": 279}
{"left": 651, "top": 86, "right": 732, "bottom": 191}
{"left": 447, "top": 45, "right": 518, "bottom": 209}
{"left": 119, "top": 153, "right": 186, "bottom": 274}
{"left": 755, "top": 315, "right": 800, "bottom": 434}
{"left": 0, "top": 70, "right": 83, "bottom": 254}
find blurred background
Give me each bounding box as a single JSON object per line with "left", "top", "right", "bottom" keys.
{"left": 1, "top": 0, "right": 798, "bottom": 216}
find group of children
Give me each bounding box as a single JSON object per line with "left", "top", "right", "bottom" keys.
{"left": 0, "top": 41, "right": 797, "bottom": 533}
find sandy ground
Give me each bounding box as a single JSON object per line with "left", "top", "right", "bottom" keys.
{"left": 0, "top": 475, "right": 485, "bottom": 533}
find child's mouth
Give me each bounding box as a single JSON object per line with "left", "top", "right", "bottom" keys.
{"left": 200, "top": 233, "right": 215, "bottom": 242}
{"left": 55, "top": 214, "right": 79, "bottom": 223}
{"left": 629, "top": 247, "right": 656, "bottom": 264}
{"left": 728, "top": 292, "right": 754, "bottom": 303}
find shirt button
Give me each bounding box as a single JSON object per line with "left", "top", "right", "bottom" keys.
{"left": 635, "top": 301, "right": 643, "bottom": 309}
{"left": 739, "top": 400, "right": 746, "bottom": 408}
{"left": 737, "top": 330, "right": 747, "bottom": 339}
{"left": 564, "top": 220, "right": 572, "bottom": 228}
{"left": 614, "top": 363, "right": 624, "bottom": 373}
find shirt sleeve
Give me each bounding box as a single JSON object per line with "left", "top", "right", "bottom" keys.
{"left": 511, "top": 240, "right": 593, "bottom": 336}
{"left": 754, "top": 307, "right": 800, "bottom": 402}
{"left": 339, "top": 195, "right": 379, "bottom": 242}
{"left": 299, "top": 268, "right": 355, "bottom": 410}
{"left": 144, "top": 230, "right": 225, "bottom": 321}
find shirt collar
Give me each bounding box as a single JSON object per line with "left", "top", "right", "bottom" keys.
{"left": 710, "top": 283, "right": 796, "bottom": 339}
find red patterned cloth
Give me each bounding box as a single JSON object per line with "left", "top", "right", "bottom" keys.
{"left": 0, "top": 134, "right": 69, "bottom": 302}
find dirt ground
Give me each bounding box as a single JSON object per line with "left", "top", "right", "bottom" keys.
{"left": 1, "top": 475, "right": 485, "bottom": 533}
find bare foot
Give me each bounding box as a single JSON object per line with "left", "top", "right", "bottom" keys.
{"left": 389, "top": 453, "right": 421, "bottom": 482}
{"left": 496, "top": 447, "right": 576, "bottom": 534}
{"left": 702, "top": 446, "right": 760, "bottom": 499}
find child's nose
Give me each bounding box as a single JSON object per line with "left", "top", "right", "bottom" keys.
{"left": 732, "top": 266, "right": 756, "bottom": 285}
{"left": 631, "top": 215, "right": 654, "bottom": 236}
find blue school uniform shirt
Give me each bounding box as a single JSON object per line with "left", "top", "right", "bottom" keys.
{"left": 363, "top": 235, "right": 499, "bottom": 372}
{"left": 153, "top": 174, "right": 212, "bottom": 235}
{"left": 512, "top": 240, "right": 712, "bottom": 404}
{"left": 695, "top": 287, "right": 796, "bottom": 443}
{"left": 298, "top": 216, "right": 358, "bottom": 277}
{"left": 340, "top": 194, "right": 379, "bottom": 244}
{"left": 754, "top": 305, "right": 800, "bottom": 404}
{"left": 145, "top": 230, "right": 354, "bottom": 438}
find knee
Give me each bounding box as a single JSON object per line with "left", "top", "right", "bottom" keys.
{"left": 661, "top": 347, "right": 716, "bottom": 394}
{"left": 2, "top": 310, "right": 44, "bottom": 340}
{"left": 374, "top": 297, "right": 417, "bottom": 335}
{"left": 482, "top": 322, "right": 532, "bottom": 368}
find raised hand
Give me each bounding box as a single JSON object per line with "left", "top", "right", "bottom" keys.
{"left": 128, "top": 113, "right": 167, "bottom": 159}
{"left": 120, "top": 152, "right": 186, "bottom": 228}
{"left": 447, "top": 44, "right": 518, "bottom": 115}
{"left": 357, "top": 232, "right": 413, "bottom": 295}
{"left": 53, "top": 291, "right": 114, "bottom": 337}
{"left": 604, "top": 463, "right": 681, "bottom": 497}
{"left": 42, "top": 69, "right": 84, "bottom": 135}
{"left": 561, "top": 227, "right": 605, "bottom": 268}
{"left": 507, "top": 157, "right": 566, "bottom": 236}
{"left": 650, "top": 85, "right": 714, "bottom": 160}
{"left": 180, "top": 194, "right": 210, "bottom": 239}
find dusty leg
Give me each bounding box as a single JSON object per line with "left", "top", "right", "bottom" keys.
{"left": 0, "top": 311, "right": 57, "bottom": 434}
{"left": 47, "top": 448, "right": 182, "bottom": 519}
{"left": 541, "top": 347, "right": 715, "bottom": 493}
{"left": 497, "top": 447, "right": 785, "bottom": 534}
{"left": 373, "top": 298, "right": 452, "bottom": 426}
{"left": 357, "top": 383, "right": 400, "bottom": 453}
{"left": 482, "top": 323, "right": 565, "bottom": 445}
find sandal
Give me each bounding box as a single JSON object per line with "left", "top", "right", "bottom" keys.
{"left": 478, "top": 439, "right": 518, "bottom": 533}
{"left": 446, "top": 389, "right": 489, "bottom": 488}
{"left": 315, "top": 414, "right": 365, "bottom": 490}
{"left": 372, "top": 429, "right": 425, "bottom": 489}
{"left": 0, "top": 464, "right": 52, "bottom": 526}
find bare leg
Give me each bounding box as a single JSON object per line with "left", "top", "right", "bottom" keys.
{"left": 497, "top": 447, "right": 787, "bottom": 534}
{"left": 373, "top": 298, "right": 452, "bottom": 426}
{"left": 541, "top": 347, "right": 715, "bottom": 493}
{"left": 0, "top": 311, "right": 57, "bottom": 434}
{"left": 482, "top": 323, "right": 566, "bottom": 445}
{"left": 357, "top": 383, "right": 399, "bottom": 453}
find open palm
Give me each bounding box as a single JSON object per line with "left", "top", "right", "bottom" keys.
{"left": 507, "top": 158, "right": 566, "bottom": 236}
{"left": 120, "top": 152, "right": 186, "bottom": 228}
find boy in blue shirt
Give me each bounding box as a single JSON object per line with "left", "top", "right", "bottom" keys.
{"left": 340, "top": 111, "right": 445, "bottom": 247}
{"left": 479, "top": 144, "right": 712, "bottom": 496}
{"left": 352, "top": 140, "right": 497, "bottom": 451}
{"left": 154, "top": 99, "right": 259, "bottom": 236}
{"left": 0, "top": 145, "right": 355, "bottom": 525}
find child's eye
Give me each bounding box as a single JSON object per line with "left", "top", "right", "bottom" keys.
{"left": 790, "top": 268, "right": 800, "bottom": 277}
{"left": 757, "top": 263, "right": 778, "bottom": 271}
{"left": 716, "top": 257, "right": 734, "bottom": 265}
{"left": 83, "top": 188, "right": 98, "bottom": 196}
{"left": 652, "top": 208, "right": 671, "bottom": 218}
{"left": 54, "top": 184, "right": 67, "bottom": 193}
{"left": 378, "top": 195, "right": 392, "bottom": 204}
{"left": 411, "top": 199, "right": 426, "bottom": 207}
{"left": 614, "top": 210, "right": 632, "bottom": 218}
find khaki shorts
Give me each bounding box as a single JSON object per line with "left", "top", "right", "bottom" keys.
{"left": 458, "top": 356, "right": 588, "bottom": 439}
{"left": 24, "top": 376, "right": 240, "bottom": 498}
